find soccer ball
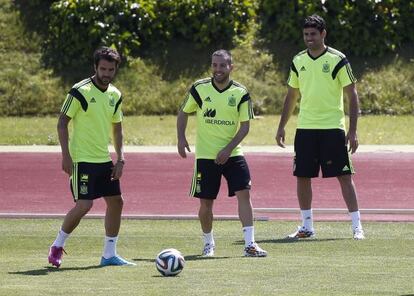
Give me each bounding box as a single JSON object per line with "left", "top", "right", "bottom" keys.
{"left": 155, "top": 248, "right": 185, "bottom": 276}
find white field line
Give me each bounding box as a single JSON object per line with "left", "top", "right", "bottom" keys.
{"left": 253, "top": 208, "right": 414, "bottom": 215}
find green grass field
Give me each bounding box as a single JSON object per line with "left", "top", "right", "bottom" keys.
{"left": 1, "top": 219, "right": 413, "bottom": 296}
{"left": 1, "top": 115, "right": 414, "bottom": 145}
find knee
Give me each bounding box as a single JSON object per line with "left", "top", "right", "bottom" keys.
{"left": 199, "top": 201, "right": 213, "bottom": 215}
{"left": 108, "top": 196, "right": 124, "bottom": 209}
{"left": 76, "top": 201, "right": 93, "bottom": 214}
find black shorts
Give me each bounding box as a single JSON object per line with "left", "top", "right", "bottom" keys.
{"left": 190, "top": 156, "right": 251, "bottom": 199}
{"left": 293, "top": 129, "right": 354, "bottom": 178}
{"left": 70, "top": 161, "right": 121, "bottom": 201}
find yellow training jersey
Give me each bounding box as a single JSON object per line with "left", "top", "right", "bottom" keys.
{"left": 181, "top": 78, "right": 254, "bottom": 159}
{"left": 60, "top": 78, "right": 123, "bottom": 163}
{"left": 287, "top": 47, "right": 357, "bottom": 130}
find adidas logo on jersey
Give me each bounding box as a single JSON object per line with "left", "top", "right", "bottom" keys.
{"left": 204, "top": 96, "right": 211, "bottom": 102}
{"left": 300, "top": 66, "right": 306, "bottom": 71}
{"left": 342, "top": 165, "right": 350, "bottom": 171}
{"left": 90, "top": 97, "right": 96, "bottom": 103}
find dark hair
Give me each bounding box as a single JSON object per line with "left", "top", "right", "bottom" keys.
{"left": 212, "top": 49, "right": 232, "bottom": 65}
{"left": 303, "top": 14, "right": 326, "bottom": 33}
{"left": 93, "top": 47, "right": 121, "bottom": 68}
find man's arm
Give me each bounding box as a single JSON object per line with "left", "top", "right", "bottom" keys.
{"left": 111, "top": 122, "right": 124, "bottom": 180}
{"left": 57, "top": 114, "right": 72, "bottom": 175}
{"left": 177, "top": 110, "right": 191, "bottom": 158}
{"left": 344, "top": 83, "right": 360, "bottom": 154}
{"left": 215, "top": 120, "right": 250, "bottom": 165}
{"left": 275, "top": 86, "right": 300, "bottom": 148}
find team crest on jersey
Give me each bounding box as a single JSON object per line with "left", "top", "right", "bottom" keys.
{"left": 109, "top": 95, "right": 115, "bottom": 107}
{"left": 322, "top": 62, "right": 330, "bottom": 73}
{"left": 228, "top": 95, "right": 236, "bottom": 107}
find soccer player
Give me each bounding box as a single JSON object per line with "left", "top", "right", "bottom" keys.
{"left": 275, "top": 14, "right": 365, "bottom": 240}
{"left": 177, "top": 49, "right": 267, "bottom": 257}
{"left": 48, "top": 47, "right": 136, "bottom": 267}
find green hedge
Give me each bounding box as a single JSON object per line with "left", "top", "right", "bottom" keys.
{"left": 41, "top": 0, "right": 255, "bottom": 77}
{"left": 258, "top": 0, "right": 414, "bottom": 56}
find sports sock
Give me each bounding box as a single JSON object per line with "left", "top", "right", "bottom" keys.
{"left": 242, "top": 226, "right": 254, "bottom": 247}
{"left": 203, "top": 231, "right": 215, "bottom": 246}
{"left": 52, "top": 229, "right": 70, "bottom": 248}
{"left": 103, "top": 236, "right": 118, "bottom": 259}
{"left": 301, "top": 209, "right": 314, "bottom": 231}
{"left": 350, "top": 210, "right": 362, "bottom": 231}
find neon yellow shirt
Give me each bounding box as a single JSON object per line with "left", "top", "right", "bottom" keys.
{"left": 288, "top": 47, "right": 357, "bottom": 130}
{"left": 60, "top": 78, "right": 123, "bottom": 162}
{"left": 181, "top": 78, "right": 254, "bottom": 159}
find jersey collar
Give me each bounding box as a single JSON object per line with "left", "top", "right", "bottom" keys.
{"left": 307, "top": 46, "right": 328, "bottom": 60}
{"left": 91, "top": 76, "right": 109, "bottom": 93}
{"left": 211, "top": 77, "right": 233, "bottom": 93}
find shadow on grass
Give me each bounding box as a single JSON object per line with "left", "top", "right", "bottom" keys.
{"left": 232, "top": 238, "right": 348, "bottom": 245}
{"left": 9, "top": 265, "right": 102, "bottom": 276}
{"left": 133, "top": 254, "right": 230, "bottom": 264}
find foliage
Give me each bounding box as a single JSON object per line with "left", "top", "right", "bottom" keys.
{"left": 41, "top": 0, "right": 255, "bottom": 77}
{"left": 0, "top": 0, "right": 65, "bottom": 116}
{"left": 358, "top": 59, "right": 414, "bottom": 115}
{"left": 258, "top": 0, "right": 414, "bottom": 56}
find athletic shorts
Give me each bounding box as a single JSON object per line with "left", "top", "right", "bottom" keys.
{"left": 293, "top": 129, "right": 354, "bottom": 178}
{"left": 190, "top": 156, "right": 251, "bottom": 199}
{"left": 70, "top": 161, "right": 121, "bottom": 201}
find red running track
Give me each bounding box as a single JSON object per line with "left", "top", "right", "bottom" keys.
{"left": 1, "top": 152, "right": 414, "bottom": 221}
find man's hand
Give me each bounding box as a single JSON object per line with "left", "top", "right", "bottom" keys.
{"left": 178, "top": 138, "right": 191, "bottom": 158}
{"left": 275, "top": 127, "right": 286, "bottom": 148}
{"left": 347, "top": 130, "right": 359, "bottom": 154}
{"left": 215, "top": 148, "right": 231, "bottom": 165}
{"left": 111, "top": 160, "right": 124, "bottom": 180}
{"left": 62, "top": 154, "right": 73, "bottom": 175}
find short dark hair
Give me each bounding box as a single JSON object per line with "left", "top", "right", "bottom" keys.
{"left": 303, "top": 14, "right": 326, "bottom": 33}
{"left": 212, "top": 49, "right": 232, "bottom": 65}
{"left": 93, "top": 47, "right": 121, "bottom": 68}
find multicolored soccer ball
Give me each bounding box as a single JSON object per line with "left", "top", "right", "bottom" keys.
{"left": 155, "top": 248, "right": 185, "bottom": 276}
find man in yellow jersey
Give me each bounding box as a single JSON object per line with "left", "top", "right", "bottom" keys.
{"left": 276, "top": 15, "right": 365, "bottom": 240}
{"left": 48, "top": 47, "right": 135, "bottom": 267}
{"left": 177, "top": 50, "right": 267, "bottom": 257}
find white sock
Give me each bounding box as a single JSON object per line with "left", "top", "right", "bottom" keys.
{"left": 103, "top": 236, "right": 118, "bottom": 259}
{"left": 203, "top": 232, "right": 215, "bottom": 246}
{"left": 350, "top": 211, "right": 362, "bottom": 230}
{"left": 301, "top": 209, "right": 314, "bottom": 231}
{"left": 52, "top": 229, "right": 70, "bottom": 248}
{"left": 243, "top": 226, "right": 254, "bottom": 247}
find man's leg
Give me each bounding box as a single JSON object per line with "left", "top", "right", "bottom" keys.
{"left": 61, "top": 200, "right": 94, "bottom": 234}
{"left": 235, "top": 189, "right": 253, "bottom": 227}
{"left": 103, "top": 195, "right": 123, "bottom": 237}
{"left": 100, "top": 195, "right": 135, "bottom": 265}
{"left": 337, "top": 175, "right": 364, "bottom": 239}
{"left": 236, "top": 189, "right": 267, "bottom": 257}
{"left": 199, "top": 198, "right": 215, "bottom": 256}
{"left": 49, "top": 200, "right": 93, "bottom": 267}
{"left": 287, "top": 177, "right": 315, "bottom": 238}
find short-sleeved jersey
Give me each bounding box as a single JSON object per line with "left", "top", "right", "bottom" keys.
{"left": 181, "top": 78, "right": 254, "bottom": 159}
{"left": 287, "top": 47, "right": 357, "bottom": 130}
{"left": 60, "top": 77, "right": 123, "bottom": 163}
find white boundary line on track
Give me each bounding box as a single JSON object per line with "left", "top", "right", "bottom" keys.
{"left": 1, "top": 145, "right": 414, "bottom": 153}
{"left": 253, "top": 208, "right": 414, "bottom": 215}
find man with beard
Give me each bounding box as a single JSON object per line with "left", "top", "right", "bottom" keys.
{"left": 177, "top": 49, "right": 267, "bottom": 257}
{"left": 275, "top": 15, "right": 365, "bottom": 240}
{"left": 48, "top": 47, "right": 135, "bottom": 267}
